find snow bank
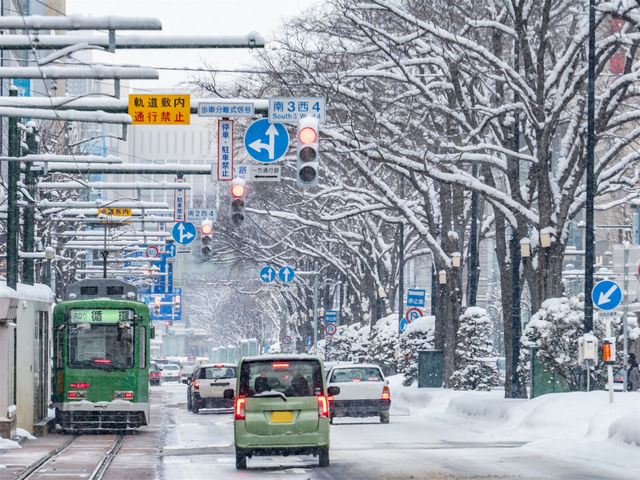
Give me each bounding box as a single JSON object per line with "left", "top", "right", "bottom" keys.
{"left": 0, "top": 437, "right": 19, "bottom": 449}
{"left": 391, "top": 377, "right": 640, "bottom": 448}
{"left": 15, "top": 428, "right": 35, "bottom": 440}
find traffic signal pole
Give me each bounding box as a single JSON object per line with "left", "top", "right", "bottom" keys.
{"left": 6, "top": 87, "right": 19, "bottom": 289}
{"left": 23, "top": 126, "right": 38, "bottom": 285}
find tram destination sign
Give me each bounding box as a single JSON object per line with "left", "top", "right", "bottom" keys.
{"left": 69, "top": 309, "right": 133, "bottom": 323}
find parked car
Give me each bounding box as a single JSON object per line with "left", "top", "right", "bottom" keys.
{"left": 160, "top": 363, "right": 181, "bottom": 382}
{"left": 184, "top": 363, "right": 237, "bottom": 413}
{"left": 226, "top": 354, "right": 339, "bottom": 470}
{"left": 149, "top": 362, "right": 161, "bottom": 386}
{"left": 613, "top": 368, "right": 625, "bottom": 391}
{"left": 326, "top": 363, "right": 390, "bottom": 423}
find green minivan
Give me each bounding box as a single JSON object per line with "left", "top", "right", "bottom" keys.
{"left": 224, "top": 354, "right": 340, "bottom": 470}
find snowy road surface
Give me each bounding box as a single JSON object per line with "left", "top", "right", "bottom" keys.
{"left": 156, "top": 380, "right": 640, "bottom": 480}
{"left": 1, "top": 379, "right": 637, "bottom": 479}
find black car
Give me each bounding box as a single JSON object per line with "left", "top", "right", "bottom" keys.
{"left": 149, "top": 362, "right": 161, "bottom": 385}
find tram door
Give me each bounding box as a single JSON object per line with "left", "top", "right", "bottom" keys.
{"left": 33, "top": 311, "right": 50, "bottom": 422}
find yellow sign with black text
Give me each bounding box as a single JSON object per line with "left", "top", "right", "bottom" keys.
{"left": 128, "top": 94, "right": 190, "bottom": 125}
{"left": 98, "top": 207, "right": 132, "bottom": 217}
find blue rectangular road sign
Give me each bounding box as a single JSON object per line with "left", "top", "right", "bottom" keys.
{"left": 324, "top": 310, "right": 338, "bottom": 323}
{"left": 139, "top": 287, "right": 181, "bottom": 322}
{"left": 407, "top": 289, "right": 426, "bottom": 307}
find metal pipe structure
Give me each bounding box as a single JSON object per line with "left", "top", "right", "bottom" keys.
{"left": 0, "top": 33, "right": 265, "bottom": 50}
{"left": 1, "top": 154, "right": 123, "bottom": 163}
{"left": 0, "top": 65, "right": 158, "bottom": 79}
{"left": 0, "top": 15, "right": 163, "bottom": 30}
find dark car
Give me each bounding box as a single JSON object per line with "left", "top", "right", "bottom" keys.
{"left": 149, "top": 362, "right": 161, "bottom": 386}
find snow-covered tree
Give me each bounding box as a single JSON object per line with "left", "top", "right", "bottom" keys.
{"left": 326, "top": 322, "right": 370, "bottom": 362}
{"left": 520, "top": 297, "right": 624, "bottom": 391}
{"left": 398, "top": 316, "right": 435, "bottom": 387}
{"left": 367, "top": 314, "right": 399, "bottom": 375}
{"left": 449, "top": 308, "right": 498, "bottom": 391}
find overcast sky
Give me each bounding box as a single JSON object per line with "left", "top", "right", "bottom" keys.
{"left": 66, "top": 0, "right": 318, "bottom": 91}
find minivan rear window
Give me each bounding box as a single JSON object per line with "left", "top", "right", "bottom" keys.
{"left": 239, "top": 360, "right": 323, "bottom": 398}
{"left": 330, "top": 367, "right": 382, "bottom": 383}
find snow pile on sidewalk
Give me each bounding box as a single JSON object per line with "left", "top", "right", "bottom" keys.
{"left": 389, "top": 375, "right": 640, "bottom": 447}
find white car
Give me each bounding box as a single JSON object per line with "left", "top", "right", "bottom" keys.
{"left": 160, "top": 363, "right": 181, "bottom": 382}
{"left": 326, "top": 363, "right": 390, "bottom": 423}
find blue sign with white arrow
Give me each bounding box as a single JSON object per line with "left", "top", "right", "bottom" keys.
{"left": 592, "top": 280, "right": 622, "bottom": 311}
{"left": 244, "top": 118, "right": 289, "bottom": 163}
{"left": 172, "top": 222, "right": 196, "bottom": 245}
{"left": 278, "top": 266, "right": 295, "bottom": 283}
{"left": 165, "top": 243, "right": 176, "bottom": 257}
{"left": 260, "top": 266, "right": 276, "bottom": 283}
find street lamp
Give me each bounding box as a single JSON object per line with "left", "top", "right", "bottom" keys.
{"left": 376, "top": 286, "right": 386, "bottom": 320}
{"left": 540, "top": 228, "right": 553, "bottom": 248}
{"left": 438, "top": 270, "right": 447, "bottom": 284}
{"left": 520, "top": 238, "right": 531, "bottom": 258}
{"left": 451, "top": 252, "right": 461, "bottom": 268}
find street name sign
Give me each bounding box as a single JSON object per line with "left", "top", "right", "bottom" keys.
{"left": 186, "top": 208, "right": 215, "bottom": 222}
{"left": 218, "top": 119, "right": 234, "bottom": 181}
{"left": 129, "top": 94, "right": 190, "bottom": 125}
{"left": 269, "top": 97, "right": 326, "bottom": 124}
{"left": 171, "top": 222, "right": 196, "bottom": 245}
{"left": 260, "top": 266, "right": 276, "bottom": 283}
{"left": 407, "top": 289, "right": 426, "bottom": 307}
{"left": 244, "top": 118, "right": 289, "bottom": 163}
{"left": 198, "top": 101, "right": 254, "bottom": 117}
{"left": 592, "top": 280, "right": 622, "bottom": 311}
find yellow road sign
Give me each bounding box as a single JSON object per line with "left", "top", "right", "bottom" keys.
{"left": 98, "top": 207, "right": 132, "bottom": 217}
{"left": 128, "top": 94, "right": 190, "bottom": 125}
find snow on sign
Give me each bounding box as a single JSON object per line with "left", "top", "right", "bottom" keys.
{"left": 592, "top": 280, "right": 622, "bottom": 311}
{"left": 218, "top": 119, "right": 234, "bottom": 181}
{"left": 244, "top": 119, "right": 289, "bottom": 163}
{"left": 128, "top": 94, "right": 190, "bottom": 125}
{"left": 198, "top": 101, "right": 254, "bottom": 117}
{"left": 146, "top": 245, "right": 159, "bottom": 258}
{"left": 174, "top": 177, "right": 186, "bottom": 222}
{"left": 269, "top": 97, "right": 326, "bottom": 124}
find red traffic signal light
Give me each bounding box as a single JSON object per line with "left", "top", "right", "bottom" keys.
{"left": 231, "top": 183, "right": 245, "bottom": 198}
{"left": 164, "top": 320, "right": 170, "bottom": 326}
{"left": 154, "top": 297, "right": 161, "bottom": 307}
{"left": 298, "top": 126, "right": 318, "bottom": 144}
{"left": 201, "top": 221, "right": 213, "bottom": 235}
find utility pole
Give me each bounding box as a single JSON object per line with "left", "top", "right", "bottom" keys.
{"left": 7, "top": 87, "right": 19, "bottom": 289}
{"left": 398, "top": 176, "right": 405, "bottom": 336}
{"left": 23, "top": 126, "right": 38, "bottom": 285}
{"left": 584, "top": 0, "right": 596, "bottom": 334}
{"left": 313, "top": 261, "right": 319, "bottom": 355}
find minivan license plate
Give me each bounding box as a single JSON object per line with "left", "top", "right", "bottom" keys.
{"left": 271, "top": 411, "right": 293, "bottom": 423}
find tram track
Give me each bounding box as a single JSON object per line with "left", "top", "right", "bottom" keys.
{"left": 15, "top": 433, "right": 126, "bottom": 480}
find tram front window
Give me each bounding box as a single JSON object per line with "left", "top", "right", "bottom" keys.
{"left": 67, "top": 308, "right": 135, "bottom": 370}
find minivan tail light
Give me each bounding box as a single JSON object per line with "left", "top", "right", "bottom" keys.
{"left": 381, "top": 386, "right": 390, "bottom": 401}
{"left": 235, "top": 397, "right": 246, "bottom": 420}
{"left": 194, "top": 381, "right": 199, "bottom": 389}
{"left": 317, "top": 395, "right": 328, "bottom": 417}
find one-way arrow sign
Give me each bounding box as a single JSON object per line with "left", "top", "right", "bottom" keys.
{"left": 244, "top": 119, "right": 289, "bottom": 163}
{"left": 592, "top": 280, "right": 622, "bottom": 311}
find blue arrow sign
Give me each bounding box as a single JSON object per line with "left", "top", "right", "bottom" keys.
{"left": 399, "top": 317, "right": 409, "bottom": 333}
{"left": 260, "top": 266, "right": 276, "bottom": 283}
{"left": 172, "top": 222, "right": 196, "bottom": 245}
{"left": 244, "top": 119, "right": 289, "bottom": 163}
{"left": 278, "top": 266, "right": 295, "bottom": 283}
{"left": 592, "top": 280, "right": 622, "bottom": 311}
{"left": 164, "top": 243, "right": 176, "bottom": 257}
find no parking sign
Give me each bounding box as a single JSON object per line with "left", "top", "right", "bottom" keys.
{"left": 325, "top": 324, "right": 337, "bottom": 336}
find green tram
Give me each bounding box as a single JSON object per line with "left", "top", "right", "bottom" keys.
{"left": 51, "top": 279, "right": 153, "bottom": 432}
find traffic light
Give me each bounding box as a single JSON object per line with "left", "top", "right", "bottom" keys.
{"left": 153, "top": 297, "right": 161, "bottom": 316}
{"left": 603, "top": 338, "right": 616, "bottom": 364}
{"left": 173, "top": 295, "right": 181, "bottom": 313}
{"left": 296, "top": 116, "right": 319, "bottom": 187}
{"left": 230, "top": 179, "right": 246, "bottom": 227}
{"left": 200, "top": 219, "right": 213, "bottom": 255}
{"left": 164, "top": 320, "right": 169, "bottom": 333}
